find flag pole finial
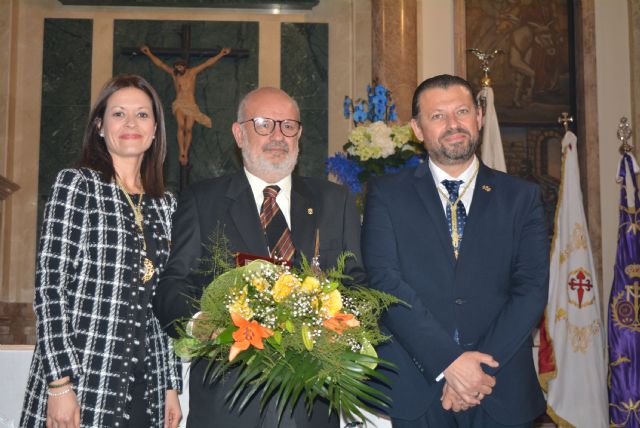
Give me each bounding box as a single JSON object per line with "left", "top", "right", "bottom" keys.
{"left": 617, "top": 117, "right": 633, "bottom": 154}
{"left": 558, "top": 112, "right": 573, "bottom": 133}
{"left": 467, "top": 48, "right": 504, "bottom": 112}
{"left": 467, "top": 48, "right": 504, "bottom": 88}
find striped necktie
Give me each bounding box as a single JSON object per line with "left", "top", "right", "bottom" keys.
{"left": 260, "top": 185, "right": 295, "bottom": 261}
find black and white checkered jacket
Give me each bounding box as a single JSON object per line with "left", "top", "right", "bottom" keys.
{"left": 21, "top": 168, "right": 182, "bottom": 428}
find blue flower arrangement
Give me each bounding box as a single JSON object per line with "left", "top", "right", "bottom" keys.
{"left": 328, "top": 82, "right": 425, "bottom": 200}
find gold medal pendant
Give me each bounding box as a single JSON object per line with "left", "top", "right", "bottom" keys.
{"left": 436, "top": 164, "right": 480, "bottom": 260}
{"left": 116, "top": 179, "right": 155, "bottom": 284}
{"left": 142, "top": 257, "right": 155, "bottom": 283}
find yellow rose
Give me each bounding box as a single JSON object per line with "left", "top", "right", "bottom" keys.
{"left": 322, "top": 289, "right": 343, "bottom": 317}
{"left": 251, "top": 277, "right": 269, "bottom": 292}
{"left": 301, "top": 276, "right": 321, "bottom": 293}
{"left": 272, "top": 274, "right": 301, "bottom": 302}
{"left": 228, "top": 287, "right": 254, "bottom": 319}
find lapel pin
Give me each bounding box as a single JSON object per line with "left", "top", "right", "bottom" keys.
{"left": 482, "top": 185, "right": 492, "bottom": 192}
{"left": 307, "top": 208, "right": 314, "bottom": 215}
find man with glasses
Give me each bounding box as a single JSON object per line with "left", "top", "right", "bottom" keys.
{"left": 154, "top": 87, "right": 364, "bottom": 428}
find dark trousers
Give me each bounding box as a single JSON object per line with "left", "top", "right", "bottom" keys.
{"left": 392, "top": 396, "right": 536, "bottom": 428}
{"left": 187, "top": 358, "right": 340, "bottom": 428}
{"left": 127, "top": 377, "right": 151, "bottom": 428}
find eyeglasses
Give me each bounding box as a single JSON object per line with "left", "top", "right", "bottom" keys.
{"left": 239, "top": 117, "right": 301, "bottom": 137}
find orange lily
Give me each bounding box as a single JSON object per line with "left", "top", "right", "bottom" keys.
{"left": 229, "top": 312, "right": 274, "bottom": 361}
{"left": 323, "top": 312, "right": 360, "bottom": 335}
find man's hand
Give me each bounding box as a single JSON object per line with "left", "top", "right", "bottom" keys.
{"left": 164, "top": 389, "right": 182, "bottom": 428}
{"left": 219, "top": 47, "right": 232, "bottom": 56}
{"left": 443, "top": 351, "right": 498, "bottom": 406}
{"left": 441, "top": 381, "right": 473, "bottom": 412}
{"left": 140, "top": 45, "right": 151, "bottom": 55}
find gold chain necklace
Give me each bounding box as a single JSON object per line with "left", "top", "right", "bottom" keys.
{"left": 436, "top": 164, "right": 479, "bottom": 258}
{"left": 116, "top": 179, "right": 155, "bottom": 283}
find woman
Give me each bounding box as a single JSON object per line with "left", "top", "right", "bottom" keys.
{"left": 20, "top": 75, "right": 182, "bottom": 428}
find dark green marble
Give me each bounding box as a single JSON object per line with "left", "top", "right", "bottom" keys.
{"left": 59, "top": 0, "right": 318, "bottom": 9}
{"left": 113, "top": 20, "right": 258, "bottom": 191}
{"left": 38, "top": 19, "right": 93, "bottom": 235}
{"left": 280, "top": 23, "right": 328, "bottom": 178}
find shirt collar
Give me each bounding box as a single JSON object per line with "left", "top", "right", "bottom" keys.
{"left": 244, "top": 168, "right": 292, "bottom": 200}
{"left": 429, "top": 155, "right": 479, "bottom": 186}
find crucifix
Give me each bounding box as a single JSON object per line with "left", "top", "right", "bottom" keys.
{"left": 123, "top": 24, "right": 249, "bottom": 188}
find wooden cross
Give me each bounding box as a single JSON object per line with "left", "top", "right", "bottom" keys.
{"left": 121, "top": 24, "right": 249, "bottom": 61}
{"left": 122, "top": 24, "right": 249, "bottom": 190}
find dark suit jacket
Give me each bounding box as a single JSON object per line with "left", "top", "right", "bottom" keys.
{"left": 361, "top": 160, "right": 549, "bottom": 424}
{"left": 154, "top": 171, "right": 365, "bottom": 428}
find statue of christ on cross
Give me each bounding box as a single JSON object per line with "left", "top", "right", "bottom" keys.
{"left": 140, "top": 44, "right": 231, "bottom": 166}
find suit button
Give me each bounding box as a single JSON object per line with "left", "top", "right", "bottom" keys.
{"left": 454, "top": 298, "right": 466, "bottom": 305}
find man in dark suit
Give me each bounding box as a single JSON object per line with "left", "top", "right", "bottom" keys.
{"left": 154, "top": 87, "right": 364, "bottom": 428}
{"left": 362, "top": 75, "right": 549, "bottom": 427}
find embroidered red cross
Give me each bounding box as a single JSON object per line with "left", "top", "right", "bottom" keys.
{"left": 568, "top": 270, "right": 593, "bottom": 308}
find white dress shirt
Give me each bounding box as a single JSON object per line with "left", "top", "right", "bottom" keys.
{"left": 429, "top": 156, "right": 480, "bottom": 216}
{"left": 428, "top": 156, "right": 479, "bottom": 382}
{"left": 244, "top": 168, "right": 293, "bottom": 228}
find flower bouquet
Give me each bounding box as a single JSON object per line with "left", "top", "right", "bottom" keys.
{"left": 174, "top": 244, "right": 401, "bottom": 421}
{"left": 327, "top": 83, "right": 425, "bottom": 198}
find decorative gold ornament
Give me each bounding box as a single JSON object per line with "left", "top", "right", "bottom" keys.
{"left": 117, "top": 178, "right": 155, "bottom": 283}
{"left": 610, "top": 281, "right": 640, "bottom": 333}
{"left": 436, "top": 165, "right": 479, "bottom": 258}
{"left": 559, "top": 223, "right": 588, "bottom": 264}
{"left": 625, "top": 264, "right": 640, "bottom": 279}
{"left": 555, "top": 308, "right": 601, "bottom": 353}
{"left": 142, "top": 257, "right": 155, "bottom": 283}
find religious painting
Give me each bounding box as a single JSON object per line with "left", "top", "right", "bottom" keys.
{"left": 464, "top": 0, "right": 573, "bottom": 125}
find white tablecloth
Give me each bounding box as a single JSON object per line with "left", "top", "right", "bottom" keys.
{"left": 0, "top": 346, "right": 390, "bottom": 428}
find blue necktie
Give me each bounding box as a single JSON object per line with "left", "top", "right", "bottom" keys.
{"left": 443, "top": 179, "right": 467, "bottom": 345}
{"left": 442, "top": 179, "right": 467, "bottom": 257}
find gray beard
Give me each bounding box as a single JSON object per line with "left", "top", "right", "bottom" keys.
{"left": 241, "top": 137, "right": 298, "bottom": 181}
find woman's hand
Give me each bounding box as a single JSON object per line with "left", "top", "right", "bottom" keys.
{"left": 46, "top": 388, "right": 80, "bottom": 428}
{"left": 164, "top": 389, "right": 182, "bottom": 428}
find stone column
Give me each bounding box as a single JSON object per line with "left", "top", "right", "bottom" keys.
{"left": 371, "top": 0, "right": 417, "bottom": 122}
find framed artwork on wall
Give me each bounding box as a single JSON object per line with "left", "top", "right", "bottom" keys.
{"left": 453, "top": 0, "right": 576, "bottom": 242}
{"left": 460, "top": 0, "right": 574, "bottom": 125}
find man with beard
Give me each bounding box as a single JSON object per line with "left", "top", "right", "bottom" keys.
{"left": 154, "top": 87, "right": 364, "bottom": 428}
{"left": 362, "top": 75, "right": 549, "bottom": 427}
{"left": 140, "top": 45, "right": 231, "bottom": 165}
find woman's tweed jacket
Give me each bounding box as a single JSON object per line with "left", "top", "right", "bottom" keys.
{"left": 21, "top": 168, "right": 182, "bottom": 427}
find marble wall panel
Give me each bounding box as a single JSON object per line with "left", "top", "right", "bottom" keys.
{"left": 38, "top": 19, "right": 93, "bottom": 233}
{"left": 280, "top": 23, "right": 328, "bottom": 178}
{"left": 113, "top": 20, "right": 259, "bottom": 192}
